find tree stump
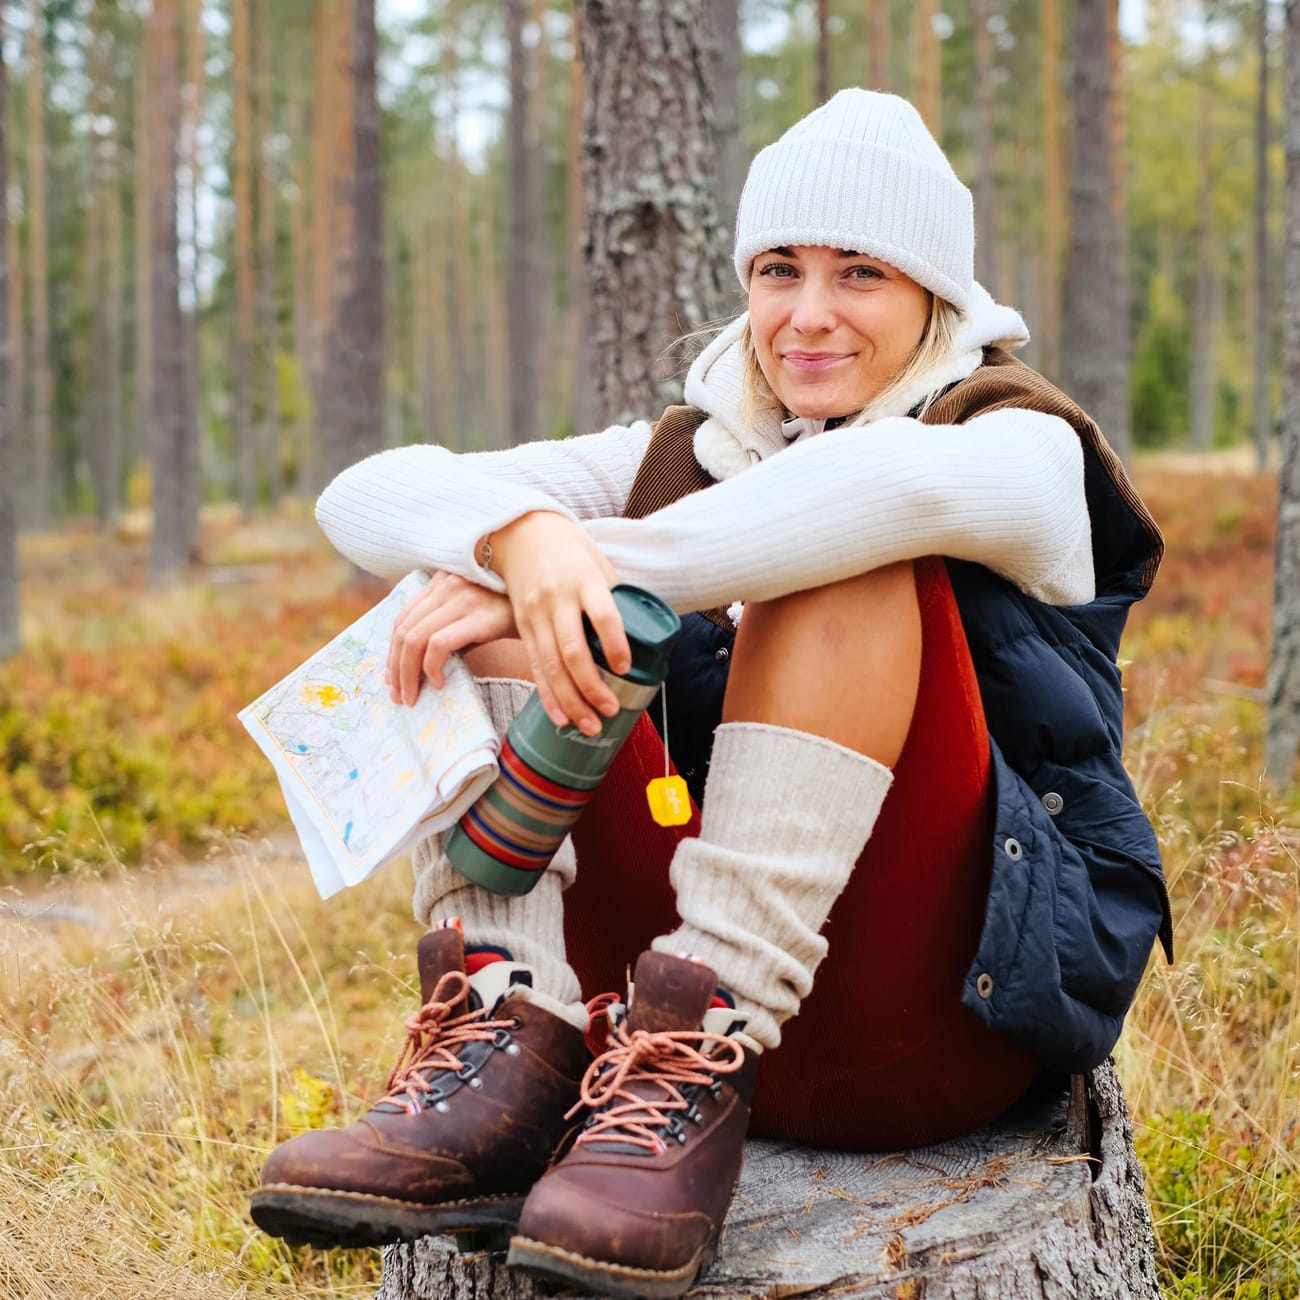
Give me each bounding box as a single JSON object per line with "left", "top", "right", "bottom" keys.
{"left": 375, "top": 1059, "right": 1160, "bottom": 1300}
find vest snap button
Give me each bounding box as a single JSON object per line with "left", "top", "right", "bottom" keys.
{"left": 976, "top": 973, "right": 994, "bottom": 999}
{"left": 714, "top": 646, "right": 730, "bottom": 662}
{"left": 1003, "top": 837, "right": 1023, "bottom": 861}
{"left": 1042, "top": 792, "right": 1064, "bottom": 815}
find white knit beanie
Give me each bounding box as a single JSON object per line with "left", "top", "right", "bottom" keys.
{"left": 734, "top": 89, "right": 974, "bottom": 311}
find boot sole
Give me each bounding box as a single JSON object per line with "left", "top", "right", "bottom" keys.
{"left": 250, "top": 1183, "right": 524, "bottom": 1251}
{"left": 506, "top": 1233, "right": 718, "bottom": 1300}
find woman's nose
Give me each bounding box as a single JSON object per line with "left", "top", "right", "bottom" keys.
{"left": 788, "top": 281, "right": 836, "bottom": 334}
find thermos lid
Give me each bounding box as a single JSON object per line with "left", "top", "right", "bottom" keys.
{"left": 584, "top": 584, "right": 682, "bottom": 686}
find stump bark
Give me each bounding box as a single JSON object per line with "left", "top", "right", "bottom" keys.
{"left": 375, "top": 1059, "right": 1160, "bottom": 1300}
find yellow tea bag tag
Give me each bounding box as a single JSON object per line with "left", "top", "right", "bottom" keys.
{"left": 647, "top": 775, "right": 692, "bottom": 826}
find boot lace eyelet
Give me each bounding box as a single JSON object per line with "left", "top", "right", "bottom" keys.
{"left": 469, "top": 1076, "right": 484, "bottom": 1090}
{"left": 435, "top": 1100, "right": 450, "bottom": 1113}
{"left": 506, "top": 1043, "right": 521, "bottom": 1056}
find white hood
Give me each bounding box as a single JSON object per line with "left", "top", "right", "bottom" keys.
{"left": 682, "top": 281, "right": 1031, "bottom": 482}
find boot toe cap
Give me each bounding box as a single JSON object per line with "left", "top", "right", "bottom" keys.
{"left": 518, "top": 1166, "right": 714, "bottom": 1274}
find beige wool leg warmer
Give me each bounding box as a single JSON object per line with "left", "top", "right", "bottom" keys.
{"left": 652, "top": 721, "right": 894, "bottom": 1051}
{"left": 411, "top": 676, "right": 581, "bottom": 1005}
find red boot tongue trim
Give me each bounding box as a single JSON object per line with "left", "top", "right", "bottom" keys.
{"left": 626, "top": 952, "right": 718, "bottom": 1034}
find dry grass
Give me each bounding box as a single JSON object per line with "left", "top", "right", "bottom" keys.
{"left": 1, "top": 463, "right": 1298, "bottom": 1297}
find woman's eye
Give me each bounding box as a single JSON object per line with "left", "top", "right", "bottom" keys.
{"left": 758, "top": 262, "right": 796, "bottom": 278}
{"left": 847, "top": 265, "right": 884, "bottom": 280}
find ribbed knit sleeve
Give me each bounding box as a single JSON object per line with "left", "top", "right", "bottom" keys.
{"left": 582, "top": 409, "right": 1094, "bottom": 611}
{"left": 313, "top": 421, "right": 653, "bottom": 586}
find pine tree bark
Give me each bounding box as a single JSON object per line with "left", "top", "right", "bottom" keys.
{"left": 913, "top": 0, "right": 940, "bottom": 139}
{"left": 133, "top": 56, "right": 151, "bottom": 491}
{"left": 507, "top": 0, "right": 541, "bottom": 445}
{"left": 575, "top": 0, "right": 728, "bottom": 426}
{"left": 1063, "top": 0, "right": 1128, "bottom": 454}
{"left": 711, "top": 0, "right": 743, "bottom": 245}
{"left": 25, "top": 2, "right": 50, "bottom": 530}
{"left": 6, "top": 138, "right": 23, "bottom": 530}
{"left": 867, "top": 0, "right": 890, "bottom": 91}
{"left": 1039, "top": 0, "right": 1064, "bottom": 381}
{"left": 816, "top": 0, "right": 832, "bottom": 105}
{"left": 345, "top": 0, "right": 384, "bottom": 465}
{"left": 974, "top": 0, "right": 998, "bottom": 295}
{"left": 289, "top": 82, "right": 314, "bottom": 490}
{"left": 87, "top": 7, "right": 121, "bottom": 531}
{"left": 146, "top": 0, "right": 194, "bottom": 585}
{"left": 1254, "top": 0, "right": 1273, "bottom": 472}
{"left": 1190, "top": 11, "right": 1217, "bottom": 452}
{"left": 1265, "top": 0, "right": 1300, "bottom": 787}
{"left": 564, "top": 43, "right": 593, "bottom": 436}
{"left": 182, "top": 0, "right": 206, "bottom": 531}
{"left": 256, "top": 0, "right": 283, "bottom": 503}
{"left": 232, "top": 0, "right": 257, "bottom": 510}
{"left": 1104, "top": 0, "right": 1132, "bottom": 461}
{"left": 0, "top": 6, "right": 17, "bottom": 660}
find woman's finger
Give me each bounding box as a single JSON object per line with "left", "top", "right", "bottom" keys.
{"left": 581, "top": 581, "right": 632, "bottom": 683}
{"left": 554, "top": 602, "right": 619, "bottom": 720}
{"left": 525, "top": 617, "right": 600, "bottom": 736}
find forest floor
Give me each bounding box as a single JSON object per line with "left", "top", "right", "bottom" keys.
{"left": 1, "top": 456, "right": 1298, "bottom": 1299}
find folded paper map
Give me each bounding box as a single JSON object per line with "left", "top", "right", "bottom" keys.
{"left": 238, "top": 572, "right": 499, "bottom": 899}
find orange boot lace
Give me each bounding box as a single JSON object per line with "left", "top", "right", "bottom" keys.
{"left": 377, "top": 970, "right": 522, "bottom": 1116}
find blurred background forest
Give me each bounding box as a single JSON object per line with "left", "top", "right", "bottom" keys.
{"left": 2, "top": 2, "right": 1300, "bottom": 1298}
{"left": 0, "top": 0, "right": 1287, "bottom": 561}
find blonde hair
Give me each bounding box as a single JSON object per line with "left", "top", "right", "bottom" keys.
{"left": 738, "top": 293, "right": 964, "bottom": 429}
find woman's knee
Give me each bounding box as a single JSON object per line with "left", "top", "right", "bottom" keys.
{"left": 723, "top": 561, "right": 922, "bottom": 762}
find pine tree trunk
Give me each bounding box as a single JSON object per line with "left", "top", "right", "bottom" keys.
{"left": 87, "top": 9, "right": 121, "bottom": 531}
{"left": 134, "top": 57, "right": 152, "bottom": 492}
{"left": 443, "top": 0, "right": 475, "bottom": 450}
{"left": 232, "top": 0, "right": 257, "bottom": 510}
{"left": 289, "top": 84, "right": 314, "bottom": 490}
{"left": 146, "top": 0, "right": 193, "bottom": 585}
{"left": 256, "top": 0, "right": 283, "bottom": 504}
{"left": 6, "top": 144, "right": 23, "bottom": 532}
{"left": 334, "top": 0, "right": 384, "bottom": 469}
{"left": 913, "top": 0, "right": 940, "bottom": 139}
{"left": 1190, "top": 17, "right": 1216, "bottom": 452}
{"left": 1264, "top": 0, "right": 1300, "bottom": 788}
{"left": 1063, "top": 0, "right": 1128, "bottom": 451}
{"left": 565, "top": 44, "right": 592, "bottom": 436}
{"left": 867, "top": 0, "right": 890, "bottom": 91}
{"left": 816, "top": 0, "right": 832, "bottom": 105}
{"left": 25, "top": 3, "right": 50, "bottom": 530}
{"left": 575, "top": 0, "right": 728, "bottom": 426}
{"left": 974, "top": 0, "right": 998, "bottom": 295}
{"left": 479, "top": 181, "right": 510, "bottom": 449}
{"left": 309, "top": 0, "right": 341, "bottom": 486}
{"left": 1104, "top": 0, "right": 1132, "bottom": 461}
{"left": 507, "top": 0, "right": 541, "bottom": 445}
{"left": 1254, "top": 0, "right": 1273, "bottom": 472}
{"left": 0, "top": 6, "right": 17, "bottom": 660}
{"left": 711, "top": 0, "right": 743, "bottom": 244}
{"left": 1039, "top": 0, "right": 1064, "bottom": 382}
{"left": 182, "top": 0, "right": 206, "bottom": 529}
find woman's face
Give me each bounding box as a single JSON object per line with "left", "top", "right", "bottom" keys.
{"left": 748, "top": 245, "right": 931, "bottom": 420}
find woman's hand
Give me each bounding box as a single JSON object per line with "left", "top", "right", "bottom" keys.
{"left": 489, "top": 512, "right": 631, "bottom": 737}
{"left": 388, "top": 571, "right": 518, "bottom": 706}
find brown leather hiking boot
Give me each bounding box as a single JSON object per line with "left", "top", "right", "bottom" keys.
{"left": 508, "top": 951, "right": 759, "bottom": 1299}
{"left": 250, "top": 927, "right": 589, "bottom": 1250}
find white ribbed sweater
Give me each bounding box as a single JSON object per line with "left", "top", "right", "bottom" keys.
{"left": 314, "top": 290, "right": 1095, "bottom": 612}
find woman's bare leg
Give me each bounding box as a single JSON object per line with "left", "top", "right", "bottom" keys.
{"left": 723, "top": 559, "right": 922, "bottom": 765}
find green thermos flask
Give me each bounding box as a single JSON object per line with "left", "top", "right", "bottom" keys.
{"left": 443, "top": 584, "right": 682, "bottom": 896}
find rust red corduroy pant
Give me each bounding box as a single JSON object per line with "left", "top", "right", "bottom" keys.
{"left": 564, "top": 558, "right": 1041, "bottom": 1152}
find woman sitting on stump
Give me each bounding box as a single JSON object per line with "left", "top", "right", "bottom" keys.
{"left": 251, "top": 89, "right": 1171, "bottom": 1300}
